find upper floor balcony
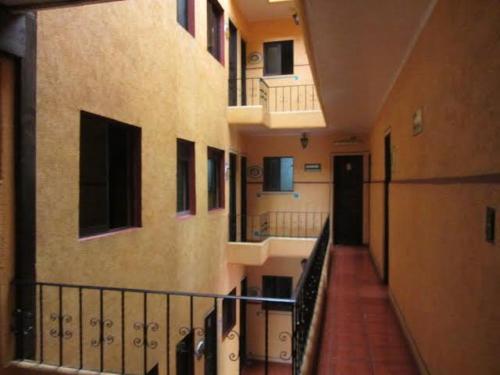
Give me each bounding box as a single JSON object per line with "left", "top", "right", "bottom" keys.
{"left": 227, "top": 78, "right": 326, "bottom": 130}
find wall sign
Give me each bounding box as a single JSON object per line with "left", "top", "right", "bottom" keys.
{"left": 304, "top": 163, "right": 321, "bottom": 172}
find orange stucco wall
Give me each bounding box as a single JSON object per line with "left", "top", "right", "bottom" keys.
{"left": 369, "top": 0, "right": 500, "bottom": 373}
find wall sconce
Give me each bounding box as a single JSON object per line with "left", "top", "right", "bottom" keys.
{"left": 292, "top": 12, "right": 300, "bottom": 25}
{"left": 300, "top": 133, "right": 309, "bottom": 149}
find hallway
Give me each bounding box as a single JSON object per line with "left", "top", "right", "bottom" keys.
{"left": 318, "top": 247, "right": 419, "bottom": 375}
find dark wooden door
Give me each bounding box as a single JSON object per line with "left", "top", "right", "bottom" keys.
{"left": 205, "top": 309, "right": 217, "bottom": 375}
{"left": 229, "top": 153, "right": 237, "bottom": 241}
{"left": 228, "top": 20, "right": 238, "bottom": 106}
{"left": 240, "top": 156, "right": 247, "bottom": 242}
{"left": 239, "top": 278, "right": 247, "bottom": 371}
{"left": 383, "top": 134, "right": 392, "bottom": 284}
{"left": 176, "top": 331, "right": 194, "bottom": 375}
{"left": 241, "top": 39, "right": 247, "bottom": 105}
{"left": 334, "top": 155, "right": 363, "bottom": 245}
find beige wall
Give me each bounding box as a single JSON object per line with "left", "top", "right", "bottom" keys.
{"left": 369, "top": 0, "right": 500, "bottom": 373}
{"left": 0, "top": 56, "right": 16, "bottom": 369}
{"left": 243, "top": 132, "right": 370, "bottom": 242}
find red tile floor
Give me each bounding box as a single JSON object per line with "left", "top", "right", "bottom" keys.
{"left": 317, "top": 246, "right": 419, "bottom": 375}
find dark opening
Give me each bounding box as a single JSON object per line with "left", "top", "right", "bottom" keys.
{"left": 222, "top": 288, "right": 237, "bottom": 337}
{"left": 262, "top": 276, "right": 293, "bottom": 311}
{"left": 204, "top": 309, "right": 217, "bottom": 375}
{"left": 207, "top": 147, "right": 225, "bottom": 210}
{"left": 79, "top": 112, "right": 141, "bottom": 237}
{"left": 207, "top": 0, "right": 224, "bottom": 63}
{"left": 176, "top": 331, "right": 194, "bottom": 375}
{"left": 241, "top": 39, "right": 247, "bottom": 105}
{"left": 177, "top": 0, "right": 195, "bottom": 35}
{"left": 239, "top": 278, "right": 247, "bottom": 369}
{"left": 229, "top": 153, "right": 237, "bottom": 241}
{"left": 240, "top": 156, "right": 248, "bottom": 242}
{"left": 264, "top": 40, "right": 294, "bottom": 76}
{"left": 228, "top": 20, "right": 238, "bottom": 106}
{"left": 263, "top": 156, "right": 294, "bottom": 192}
{"left": 177, "top": 139, "right": 196, "bottom": 215}
{"left": 333, "top": 155, "right": 363, "bottom": 245}
{"left": 384, "top": 134, "right": 392, "bottom": 283}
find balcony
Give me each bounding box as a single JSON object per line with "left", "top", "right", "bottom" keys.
{"left": 11, "top": 219, "right": 330, "bottom": 375}
{"left": 227, "top": 211, "right": 328, "bottom": 266}
{"left": 227, "top": 78, "right": 326, "bottom": 130}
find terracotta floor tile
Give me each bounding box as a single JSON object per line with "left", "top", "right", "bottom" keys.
{"left": 316, "top": 246, "right": 419, "bottom": 375}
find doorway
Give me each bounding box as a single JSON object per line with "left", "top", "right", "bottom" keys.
{"left": 240, "top": 156, "right": 247, "bottom": 242}
{"left": 383, "top": 133, "right": 392, "bottom": 284}
{"left": 333, "top": 155, "right": 363, "bottom": 245}
{"left": 240, "top": 39, "right": 247, "bottom": 106}
{"left": 176, "top": 331, "right": 194, "bottom": 375}
{"left": 228, "top": 20, "right": 238, "bottom": 106}
{"left": 229, "top": 153, "right": 237, "bottom": 241}
{"left": 204, "top": 309, "right": 217, "bottom": 375}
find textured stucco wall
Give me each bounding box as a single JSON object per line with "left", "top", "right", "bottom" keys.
{"left": 36, "top": 1, "right": 249, "bottom": 373}
{"left": 369, "top": 0, "right": 500, "bottom": 373}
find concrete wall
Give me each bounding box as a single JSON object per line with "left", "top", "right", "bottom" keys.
{"left": 369, "top": 0, "right": 500, "bottom": 373}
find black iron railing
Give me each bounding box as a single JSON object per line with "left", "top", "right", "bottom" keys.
{"left": 229, "top": 211, "right": 328, "bottom": 242}
{"left": 228, "top": 78, "right": 320, "bottom": 113}
{"left": 13, "top": 218, "right": 330, "bottom": 375}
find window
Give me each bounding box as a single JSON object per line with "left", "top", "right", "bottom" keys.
{"left": 177, "top": 139, "right": 196, "bottom": 215}
{"left": 79, "top": 112, "right": 141, "bottom": 237}
{"left": 263, "top": 157, "right": 294, "bottom": 192}
{"left": 207, "top": 147, "right": 224, "bottom": 210}
{"left": 177, "top": 0, "right": 195, "bottom": 36}
{"left": 264, "top": 40, "right": 294, "bottom": 76}
{"left": 222, "top": 288, "right": 236, "bottom": 337}
{"left": 207, "top": 0, "right": 224, "bottom": 63}
{"left": 262, "top": 276, "right": 293, "bottom": 311}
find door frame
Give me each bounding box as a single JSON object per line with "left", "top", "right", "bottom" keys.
{"left": 383, "top": 132, "right": 392, "bottom": 284}
{"left": 330, "top": 151, "right": 370, "bottom": 246}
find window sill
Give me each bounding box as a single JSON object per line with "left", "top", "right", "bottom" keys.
{"left": 176, "top": 212, "right": 196, "bottom": 220}
{"left": 208, "top": 208, "right": 225, "bottom": 214}
{"left": 78, "top": 227, "right": 141, "bottom": 242}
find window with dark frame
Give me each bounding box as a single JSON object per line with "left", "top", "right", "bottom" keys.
{"left": 263, "top": 157, "right": 294, "bottom": 192}
{"left": 264, "top": 40, "right": 294, "bottom": 76}
{"left": 177, "top": 0, "right": 195, "bottom": 36}
{"left": 177, "top": 139, "right": 196, "bottom": 215}
{"left": 262, "top": 276, "right": 293, "bottom": 311}
{"left": 207, "top": 147, "right": 225, "bottom": 210}
{"left": 207, "top": 0, "right": 224, "bottom": 63}
{"left": 222, "top": 288, "right": 237, "bottom": 337}
{"left": 79, "top": 112, "right": 141, "bottom": 237}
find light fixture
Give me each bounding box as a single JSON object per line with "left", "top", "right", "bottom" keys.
{"left": 292, "top": 12, "right": 300, "bottom": 25}
{"left": 300, "top": 133, "right": 309, "bottom": 149}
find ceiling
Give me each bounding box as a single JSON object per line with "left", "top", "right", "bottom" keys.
{"left": 298, "top": 0, "right": 437, "bottom": 134}
{"left": 234, "top": 0, "right": 295, "bottom": 22}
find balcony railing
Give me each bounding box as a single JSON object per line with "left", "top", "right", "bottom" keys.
{"left": 228, "top": 78, "right": 320, "bottom": 112}
{"left": 12, "top": 218, "right": 330, "bottom": 375}
{"left": 229, "top": 211, "right": 329, "bottom": 242}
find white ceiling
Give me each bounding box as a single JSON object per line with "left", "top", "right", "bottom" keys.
{"left": 234, "top": 0, "right": 295, "bottom": 22}
{"left": 301, "top": 0, "right": 437, "bottom": 134}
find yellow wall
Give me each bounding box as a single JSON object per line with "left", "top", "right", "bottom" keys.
{"left": 0, "top": 56, "right": 15, "bottom": 369}
{"left": 36, "top": 0, "right": 251, "bottom": 373}
{"left": 369, "top": 0, "right": 500, "bottom": 373}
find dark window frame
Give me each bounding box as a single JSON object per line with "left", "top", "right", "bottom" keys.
{"left": 263, "top": 40, "right": 294, "bottom": 76}
{"left": 222, "top": 288, "right": 237, "bottom": 338}
{"left": 207, "top": 146, "right": 225, "bottom": 210}
{"left": 177, "top": 138, "right": 196, "bottom": 216}
{"left": 207, "top": 0, "right": 225, "bottom": 64}
{"left": 263, "top": 156, "right": 294, "bottom": 192}
{"left": 177, "top": 0, "right": 195, "bottom": 36}
{"left": 262, "top": 276, "right": 293, "bottom": 311}
{"left": 79, "top": 111, "right": 141, "bottom": 238}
